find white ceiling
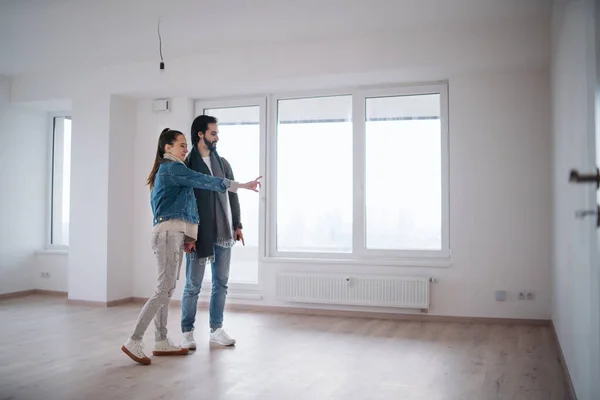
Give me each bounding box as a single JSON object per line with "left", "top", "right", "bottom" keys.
{"left": 0, "top": 0, "right": 549, "bottom": 76}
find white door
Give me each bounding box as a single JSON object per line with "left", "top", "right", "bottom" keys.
{"left": 593, "top": 1, "right": 600, "bottom": 395}
{"left": 554, "top": 0, "right": 599, "bottom": 398}
{"left": 564, "top": 0, "right": 600, "bottom": 397}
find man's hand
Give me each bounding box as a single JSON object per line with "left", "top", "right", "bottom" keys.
{"left": 235, "top": 228, "right": 245, "bottom": 246}
{"left": 184, "top": 241, "right": 196, "bottom": 253}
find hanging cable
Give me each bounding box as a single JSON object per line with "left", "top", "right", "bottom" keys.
{"left": 158, "top": 17, "right": 165, "bottom": 70}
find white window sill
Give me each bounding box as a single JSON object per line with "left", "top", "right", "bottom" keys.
{"left": 260, "top": 256, "right": 452, "bottom": 268}
{"left": 36, "top": 249, "right": 69, "bottom": 256}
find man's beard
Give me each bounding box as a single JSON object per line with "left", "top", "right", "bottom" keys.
{"left": 203, "top": 136, "right": 217, "bottom": 150}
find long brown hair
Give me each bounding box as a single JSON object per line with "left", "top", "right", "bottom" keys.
{"left": 147, "top": 128, "right": 184, "bottom": 190}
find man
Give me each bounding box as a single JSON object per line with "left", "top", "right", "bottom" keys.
{"left": 180, "top": 115, "right": 243, "bottom": 348}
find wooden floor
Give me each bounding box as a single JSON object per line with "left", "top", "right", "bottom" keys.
{"left": 1, "top": 295, "right": 568, "bottom": 400}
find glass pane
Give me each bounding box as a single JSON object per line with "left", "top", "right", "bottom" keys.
{"left": 51, "top": 116, "right": 71, "bottom": 246}
{"left": 203, "top": 106, "right": 260, "bottom": 284}
{"left": 365, "top": 94, "right": 442, "bottom": 250}
{"left": 276, "top": 96, "right": 353, "bottom": 253}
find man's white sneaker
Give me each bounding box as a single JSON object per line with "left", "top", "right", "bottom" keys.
{"left": 152, "top": 338, "right": 189, "bottom": 356}
{"left": 210, "top": 328, "right": 236, "bottom": 346}
{"left": 121, "top": 338, "right": 151, "bottom": 365}
{"left": 181, "top": 331, "right": 197, "bottom": 350}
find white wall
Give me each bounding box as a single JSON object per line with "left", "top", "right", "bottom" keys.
{"left": 9, "top": 8, "right": 554, "bottom": 320}
{"left": 129, "top": 69, "right": 553, "bottom": 322}
{"left": 106, "top": 95, "right": 136, "bottom": 302}
{"left": 129, "top": 54, "right": 552, "bottom": 320}
{"left": 49, "top": 94, "right": 137, "bottom": 302}
{"left": 67, "top": 93, "right": 110, "bottom": 302}
{"left": 551, "top": 0, "right": 600, "bottom": 399}
{"left": 33, "top": 253, "right": 69, "bottom": 292}
{"left": 0, "top": 76, "right": 48, "bottom": 295}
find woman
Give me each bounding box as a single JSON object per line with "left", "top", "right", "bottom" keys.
{"left": 121, "top": 128, "right": 260, "bottom": 365}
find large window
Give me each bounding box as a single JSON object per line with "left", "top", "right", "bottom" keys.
{"left": 365, "top": 94, "right": 442, "bottom": 251}
{"left": 276, "top": 96, "right": 353, "bottom": 253}
{"left": 50, "top": 116, "right": 72, "bottom": 247}
{"left": 271, "top": 84, "right": 449, "bottom": 260}
{"left": 195, "top": 99, "right": 265, "bottom": 286}
{"left": 193, "top": 83, "right": 448, "bottom": 268}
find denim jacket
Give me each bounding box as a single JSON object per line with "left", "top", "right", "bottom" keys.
{"left": 151, "top": 160, "right": 231, "bottom": 226}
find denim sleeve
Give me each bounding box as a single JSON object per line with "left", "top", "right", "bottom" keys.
{"left": 167, "top": 162, "right": 230, "bottom": 193}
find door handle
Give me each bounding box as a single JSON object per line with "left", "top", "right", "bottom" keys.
{"left": 575, "top": 205, "right": 600, "bottom": 227}
{"left": 569, "top": 168, "right": 600, "bottom": 188}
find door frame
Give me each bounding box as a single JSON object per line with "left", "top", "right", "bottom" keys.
{"left": 193, "top": 97, "right": 268, "bottom": 292}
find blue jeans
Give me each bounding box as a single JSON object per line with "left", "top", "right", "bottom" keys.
{"left": 181, "top": 245, "right": 231, "bottom": 332}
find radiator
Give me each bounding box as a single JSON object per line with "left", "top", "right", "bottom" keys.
{"left": 276, "top": 272, "right": 431, "bottom": 311}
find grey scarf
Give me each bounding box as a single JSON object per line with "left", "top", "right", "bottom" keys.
{"left": 210, "top": 151, "right": 235, "bottom": 248}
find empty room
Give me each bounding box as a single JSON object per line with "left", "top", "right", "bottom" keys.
{"left": 1, "top": 0, "right": 599, "bottom": 399}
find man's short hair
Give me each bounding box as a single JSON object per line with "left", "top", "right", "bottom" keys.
{"left": 190, "top": 115, "right": 218, "bottom": 146}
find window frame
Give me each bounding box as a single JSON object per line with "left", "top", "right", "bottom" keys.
{"left": 193, "top": 97, "right": 268, "bottom": 290}
{"left": 267, "top": 82, "right": 450, "bottom": 264}
{"left": 46, "top": 112, "right": 72, "bottom": 250}
{"left": 267, "top": 89, "right": 354, "bottom": 260}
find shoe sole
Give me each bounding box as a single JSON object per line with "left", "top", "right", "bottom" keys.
{"left": 182, "top": 344, "right": 197, "bottom": 351}
{"left": 121, "top": 346, "right": 151, "bottom": 365}
{"left": 152, "top": 348, "right": 190, "bottom": 356}
{"left": 210, "top": 339, "right": 236, "bottom": 346}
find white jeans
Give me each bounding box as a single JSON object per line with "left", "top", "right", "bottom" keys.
{"left": 131, "top": 231, "right": 185, "bottom": 341}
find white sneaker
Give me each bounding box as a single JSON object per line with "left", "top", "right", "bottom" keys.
{"left": 210, "top": 328, "right": 236, "bottom": 346}
{"left": 181, "top": 331, "right": 197, "bottom": 350}
{"left": 152, "top": 338, "right": 189, "bottom": 356}
{"left": 122, "top": 338, "right": 151, "bottom": 365}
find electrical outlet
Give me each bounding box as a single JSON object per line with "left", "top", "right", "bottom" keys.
{"left": 518, "top": 292, "right": 526, "bottom": 300}
{"left": 527, "top": 292, "right": 534, "bottom": 300}
{"left": 495, "top": 290, "right": 506, "bottom": 301}
{"left": 41, "top": 272, "right": 50, "bottom": 278}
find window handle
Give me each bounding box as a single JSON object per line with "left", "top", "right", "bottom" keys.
{"left": 569, "top": 168, "right": 600, "bottom": 188}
